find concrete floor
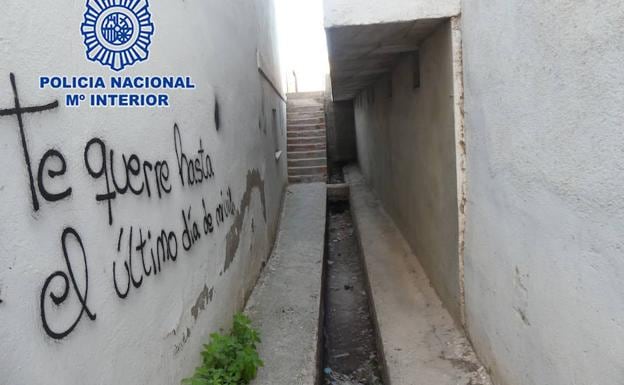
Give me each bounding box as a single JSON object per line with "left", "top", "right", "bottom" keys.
{"left": 244, "top": 169, "right": 493, "bottom": 385}
{"left": 246, "top": 183, "right": 327, "bottom": 385}
{"left": 345, "top": 165, "right": 492, "bottom": 385}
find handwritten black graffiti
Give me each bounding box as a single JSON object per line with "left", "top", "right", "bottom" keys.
{"left": 174, "top": 123, "right": 215, "bottom": 187}
{"left": 215, "top": 187, "right": 236, "bottom": 226}
{"left": 38, "top": 149, "right": 72, "bottom": 202}
{"left": 84, "top": 137, "right": 172, "bottom": 226}
{"left": 113, "top": 226, "right": 178, "bottom": 299}
{"left": 0, "top": 74, "right": 243, "bottom": 341}
{"left": 202, "top": 198, "right": 215, "bottom": 235}
{"left": 0, "top": 73, "right": 61, "bottom": 211}
{"left": 40, "top": 228, "right": 96, "bottom": 340}
{"left": 181, "top": 205, "right": 202, "bottom": 251}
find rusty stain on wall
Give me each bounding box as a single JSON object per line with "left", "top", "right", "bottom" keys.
{"left": 224, "top": 169, "right": 266, "bottom": 273}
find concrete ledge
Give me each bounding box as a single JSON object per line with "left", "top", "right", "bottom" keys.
{"left": 344, "top": 166, "right": 491, "bottom": 385}
{"left": 246, "top": 183, "right": 327, "bottom": 385}
{"left": 327, "top": 183, "right": 350, "bottom": 202}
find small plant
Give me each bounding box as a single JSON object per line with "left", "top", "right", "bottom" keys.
{"left": 183, "top": 313, "right": 263, "bottom": 385}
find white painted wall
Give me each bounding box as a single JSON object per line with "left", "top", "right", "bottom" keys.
{"left": 324, "top": 0, "right": 459, "bottom": 28}
{"left": 353, "top": 22, "right": 462, "bottom": 322}
{"left": 0, "top": 1, "right": 286, "bottom": 384}
{"left": 461, "top": 1, "right": 624, "bottom": 384}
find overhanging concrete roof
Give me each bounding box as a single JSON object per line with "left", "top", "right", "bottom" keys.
{"left": 326, "top": 18, "right": 444, "bottom": 101}
{"left": 324, "top": 0, "right": 459, "bottom": 28}
{"left": 323, "top": 0, "right": 459, "bottom": 101}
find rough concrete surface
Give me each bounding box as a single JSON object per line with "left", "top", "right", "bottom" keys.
{"left": 0, "top": 1, "right": 286, "bottom": 384}
{"left": 324, "top": 0, "right": 459, "bottom": 28}
{"left": 327, "top": 183, "right": 350, "bottom": 202}
{"left": 461, "top": 1, "right": 624, "bottom": 385}
{"left": 345, "top": 166, "right": 491, "bottom": 385}
{"left": 351, "top": 21, "right": 462, "bottom": 323}
{"left": 246, "top": 183, "right": 327, "bottom": 385}
{"left": 325, "top": 19, "right": 445, "bottom": 101}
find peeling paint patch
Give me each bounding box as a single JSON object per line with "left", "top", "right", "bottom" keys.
{"left": 173, "top": 327, "right": 192, "bottom": 356}
{"left": 191, "top": 285, "right": 214, "bottom": 321}
{"left": 224, "top": 169, "right": 266, "bottom": 273}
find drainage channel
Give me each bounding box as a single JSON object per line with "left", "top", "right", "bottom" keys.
{"left": 322, "top": 192, "right": 384, "bottom": 385}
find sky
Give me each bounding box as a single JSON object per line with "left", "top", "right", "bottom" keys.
{"left": 275, "top": 0, "right": 329, "bottom": 93}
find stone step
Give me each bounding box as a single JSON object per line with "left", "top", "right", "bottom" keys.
{"left": 288, "top": 136, "right": 326, "bottom": 145}
{"left": 286, "top": 96, "right": 325, "bottom": 106}
{"left": 287, "top": 105, "right": 324, "bottom": 114}
{"left": 288, "top": 174, "right": 327, "bottom": 184}
{"left": 287, "top": 111, "right": 325, "bottom": 119}
{"left": 288, "top": 157, "right": 327, "bottom": 168}
{"left": 288, "top": 103, "right": 324, "bottom": 111}
{"left": 288, "top": 165, "right": 328, "bottom": 177}
{"left": 288, "top": 116, "right": 325, "bottom": 125}
{"left": 288, "top": 149, "right": 327, "bottom": 160}
{"left": 286, "top": 91, "right": 324, "bottom": 100}
{"left": 287, "top": 129, "right": 326, "bottom": 138}
{"left": 288, "top": 123, "right": 326, "bottom": 131}
{"left": 288, "top": 142, "right": 326, "bottom": 152}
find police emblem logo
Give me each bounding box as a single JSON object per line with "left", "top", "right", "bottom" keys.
{"left": 81, "top": 0, "right": 155, "bottom": 71}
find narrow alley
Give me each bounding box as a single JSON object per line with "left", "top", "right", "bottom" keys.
{"left": 0, "top": 1, "right": 622, "bottom": 385}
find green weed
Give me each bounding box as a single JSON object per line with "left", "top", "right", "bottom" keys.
{"left": 183, "top": 313, "right": 263, "bottom": 385}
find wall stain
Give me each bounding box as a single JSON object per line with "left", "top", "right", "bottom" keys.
{"left": 438, "top": 335, "right": 493, "bottom": 385}
{"left": 190, "top": 285, "right": 214, "bottom": 321}
{"left": 224, "top": 169, "right": 266, "bottom": 273}
{"left": 214, "top": 96, "right": 221, "bottom": 131}
{"left": 513, "top": 266, "right": 530, "bottom": 326}
{"left": 443, "top": 356, "right": 481, "bottom": 373}
{"left": 173, "top": 327, "right": 192, "bottom": 356}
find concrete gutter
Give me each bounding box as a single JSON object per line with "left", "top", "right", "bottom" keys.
{"left": 344, "top": 165, "right": 491, "bottom": 385}
{"left": 246, "top": 183, "right": 327, "bottom": 385}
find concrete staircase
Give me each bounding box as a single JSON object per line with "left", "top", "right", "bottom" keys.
{"left": 287, "top": 91, "right": 328, "bottom": 184}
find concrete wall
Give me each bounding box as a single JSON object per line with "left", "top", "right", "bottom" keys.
{"left": 0, "top": 1, "right": 286, "bottom": 384}
{"left": 325, "top": 79, "right": 357, "bottom": 164}
{"left": 462, "top": 1, "right": 624, "bottom": 385}
{"left": 330, "top": 100, "right": 357, "bottom": 163}
{"left": 353, "top": 21, "right": 462, "bottom": 321}
{"left": 324, "top": 0, "right": 459, "bottom": 28}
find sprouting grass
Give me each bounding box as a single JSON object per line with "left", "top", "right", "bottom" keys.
{"left": 183, "top": 313, "right": 263, "bottom": 385}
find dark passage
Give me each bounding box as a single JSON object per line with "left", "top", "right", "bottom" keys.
{"left": 323, "top": 201, "right": 384, "bottom": 385}
{"left": 328, "top": 161, "right": 346, "bottom": 184}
